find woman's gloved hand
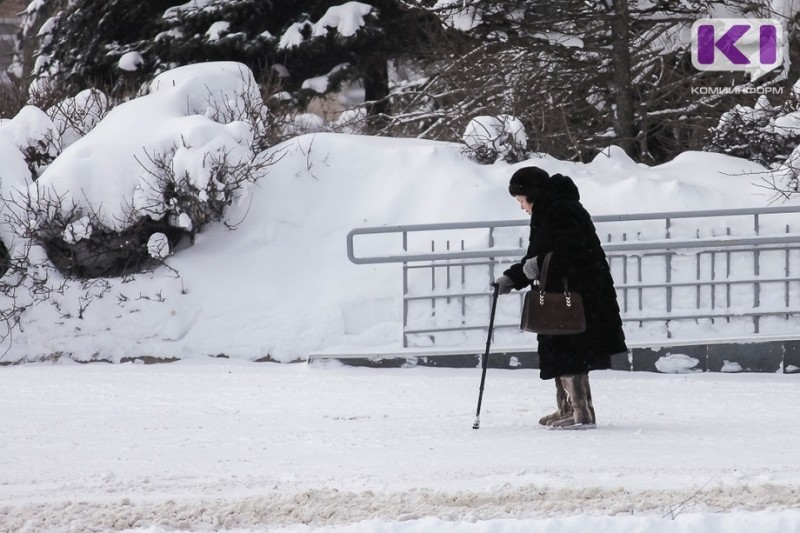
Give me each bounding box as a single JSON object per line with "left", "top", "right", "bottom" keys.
{"left": 523, "top": 260, "right": 539, "bottom": 280}
{"left": 493, "top": 275, "right": 514, "bottom": 295}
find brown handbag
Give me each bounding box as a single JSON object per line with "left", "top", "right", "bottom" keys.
{"left": 520, "top": 252, "right": 587, "bottom": 335}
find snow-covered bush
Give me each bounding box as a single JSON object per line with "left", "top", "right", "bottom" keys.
{"left": 280, "top": 112, "right": 327, "bottom": 138}
{"left": 765, "top": 150, "right": 800, "bottom": 200}
{"left": 705, "top": 96, "right": 800, "bottom": 168}
{"left": 331, "top": 107, "right": 368, "bottom": 134}
{"left": 0, "top": 105, "right": 60, "bottom": 180}
{"left": 705, "top": 91, "right": 800, "bottom": 200}
{"left": 21, "top": 62, "right": 276, "bottom": 278}
{"left": 0, "top": 119, "right": 58, "bottom": 343}
{"left": 462, "top": 115, "right": 528, "bottom": 164}
{"left": 46, "top": 88, "right": 110, "bottom": 149}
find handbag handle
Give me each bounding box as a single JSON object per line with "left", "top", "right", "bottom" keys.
{"left": 538, "top": 252, "right": 570, "bottom": 292}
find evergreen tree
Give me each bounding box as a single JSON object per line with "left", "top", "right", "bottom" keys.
{"left": 151, "top": 0, "right": 309, "bottom": 83}
{"left": 274, "top": 1, "right": 442, "bottom": 123}
{"left": 20, "top": 0, "right": 441, "bottom": 119}
{"left": 32, "top": 0, "right": 180, "bottom": 95}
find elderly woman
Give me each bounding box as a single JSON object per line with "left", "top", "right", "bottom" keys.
{"left": 495, "top": 166, "right": 628, "bottom": 430}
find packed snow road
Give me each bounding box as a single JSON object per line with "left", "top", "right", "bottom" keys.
{"left": 1, "top": 360, "right": 798, "bottom": 532}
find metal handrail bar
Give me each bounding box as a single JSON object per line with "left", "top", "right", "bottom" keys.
{"left": 350, "top": 205, "right": 800, "bottom": 237}
{"left": 350, "top": 234, "right": 800, "bottom": 264}
{"left": 347, "top": 205, "right": 800, "bottom": 265}
{"left": 405, "top": 260, "right": 509, "bottom": 269}
{"left": 609, "top": 276, "right": 800, "bottom": 290}
{"left": 404, "top": 291, "right": 499, "bottom": 301}
{"left": 599, "top": 235, "right": 800, "bottom": 252}
{"left": 402, "top": 275, "right": 800, "bottom": 301}
{"left": 587, "top": 204, "right": 800, "bottom": 221}
{"left": 405, "top": 245, "right": 800, "bottom": 268}
{"left": 404, "top": 310, "right": 800, "bottom": 335}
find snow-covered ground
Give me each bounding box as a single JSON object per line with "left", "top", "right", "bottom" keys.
{"left": 1, "top": 360, "right": 799, "bottom": 531}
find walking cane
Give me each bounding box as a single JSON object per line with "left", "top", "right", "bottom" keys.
{"left": 473, "top": 282, "right": 500, "bottom": 430}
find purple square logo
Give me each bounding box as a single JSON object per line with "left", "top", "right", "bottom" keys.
{"left": 691, "top": 18, "right": 786, "bottom": 81}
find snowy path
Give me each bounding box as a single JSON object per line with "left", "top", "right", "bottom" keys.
{"left": 1, "top": 360, "right": 799, "bottom": 531}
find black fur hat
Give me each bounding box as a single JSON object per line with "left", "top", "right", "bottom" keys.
{"left": 508, "top": 166, "right": 550, "bottom": 202}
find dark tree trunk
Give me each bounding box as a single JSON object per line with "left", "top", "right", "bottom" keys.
{"left": 609, "top": 0, "right": 636, "bottom": 157}
{"left": 362, "top": 57, "right": 389, "bottom": 129}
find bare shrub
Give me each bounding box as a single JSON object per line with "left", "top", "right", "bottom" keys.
{"left": 135, "top": 143, "right": 280, "bottom": 241}
{"left": 462, "top": 115, "right": 529, "bottom": 164}
{"left": 46, "top": 88, "right": 111, "bottom": 148}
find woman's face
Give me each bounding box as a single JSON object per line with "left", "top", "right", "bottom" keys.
{"left": 515, "top": 194, "right": 533, "bottom": 215}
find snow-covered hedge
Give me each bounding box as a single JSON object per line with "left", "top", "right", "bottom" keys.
{"left": 705, "top": 96, "right": 800, "bottom": 168}
{"left": 9, "top": 62, "right": 272, "bottom": 278}
{"left": 462, "top": 115, "right": 528, "bottom": 164}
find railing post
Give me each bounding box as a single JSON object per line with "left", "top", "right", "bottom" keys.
{"left": 461, "top": 240, "right": 467, "bottom": 324}
{"left": 621, "top": 234, "right": 628, "bottom": 313}
{"left": 488, "top": 225, "right": 496, "bottom": 282}
{"left": 446, "top": 240, "right": 451, "bottom": 304}
{"left": 754, "top": 214, "right": 761, "bottom": 333}
{"left": 403, "top": 230, "right": 409, "bottom": 348}
{"left": 726, "top": 227, "right": 732, "bottom": 313}
{"left": 430, "top": 240, "right": 435, "bottom": 345}
{"left": 711, "top": 251, "right": 716, "bottom": 310}
{"left": 787, "top": 224, "right": 791, "bottom": 310}
{"left": 665, "top": 217, "right": 673, "bottom": 321}
{"left": 666, "top": 253, "right": 673, "bottom": 313}
{"left": 694, "top": 251, "right": 698, "bottom": 310}
{"left": 637, "top": 255, "right": 643, "bottom": 316}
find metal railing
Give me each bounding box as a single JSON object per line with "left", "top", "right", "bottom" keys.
{"left": 347, "top": 206, "right": 800, "bottom": 348}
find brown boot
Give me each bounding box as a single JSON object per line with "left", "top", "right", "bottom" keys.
{"left": 538, "top": 377, "right": 572, "bottom": 426}
{"left": 581, "top": 374, "right": 596, "bottom": 425}
{"left": 549, "top": 374, "right": 596, "bottom": 430}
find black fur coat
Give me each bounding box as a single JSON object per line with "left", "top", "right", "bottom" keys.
{"left": 504, "top": 174, "right": 628, "bottom": 379}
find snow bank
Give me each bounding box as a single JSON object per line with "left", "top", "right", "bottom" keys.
{"left": 7, "top": 490, "right": 800, "bottom": 531}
